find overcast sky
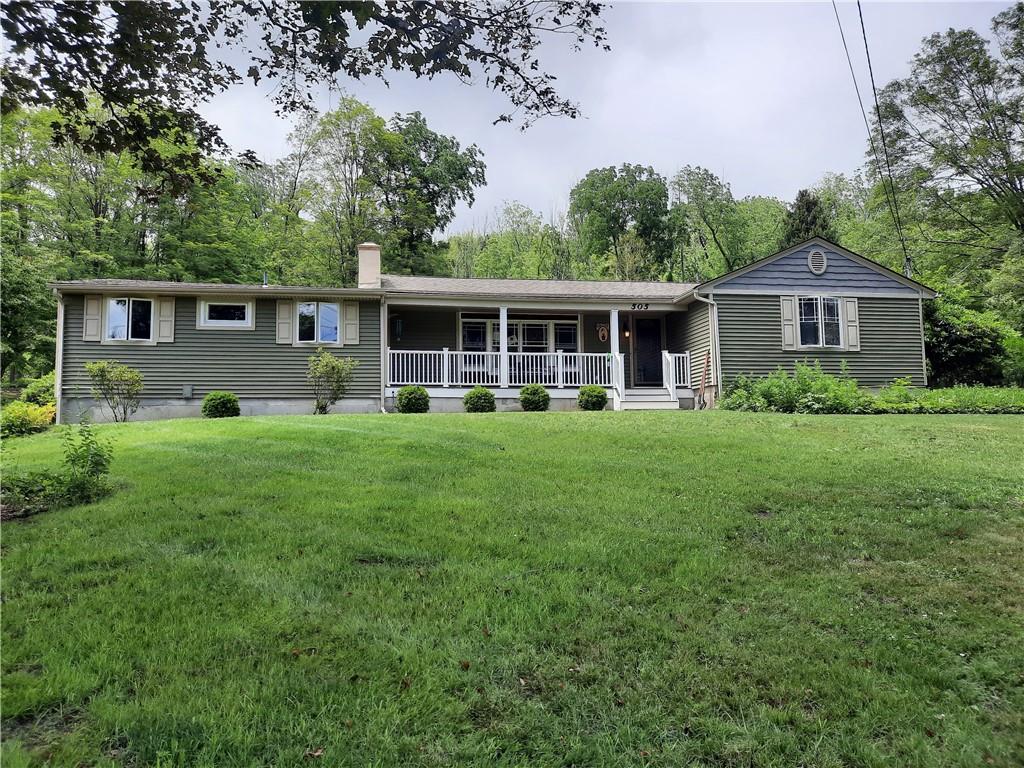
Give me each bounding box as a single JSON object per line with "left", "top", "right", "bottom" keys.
{"left": 201, "top": 1, "right": 1006, "bottom": 234}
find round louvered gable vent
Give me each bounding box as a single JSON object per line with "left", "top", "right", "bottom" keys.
{"left": 808, "top": 250, "right": 827, "bottom": 275}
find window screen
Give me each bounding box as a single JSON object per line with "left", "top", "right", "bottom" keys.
{"left": 822, "top": 297, "right": 841, "bottom": 347}
{"left": 318, "top": 302, "right": 339, "bottom": 343}
{"left": 107, "top": 298, "right": 128, "bottom": 340}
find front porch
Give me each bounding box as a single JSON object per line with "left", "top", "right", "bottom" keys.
{"left": 384, "top": 304, "right": 695, "bottom": 410}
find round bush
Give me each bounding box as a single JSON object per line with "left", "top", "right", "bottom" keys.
{"left": 463, "top": 386, "right": 496, "bottom": 413}
{"left": 396, "top": 385, "right": 430, "bottom": 413}
{"left": 519, "top": 383, "right": 550, "bottom": 412}
{"left": 577, "top": 385, "right": 608, "bottom": 411}
{"left": 201, "top": 391, "right": 240, "bottom": 418}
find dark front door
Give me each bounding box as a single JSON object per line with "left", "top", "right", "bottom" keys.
{"left": 633, "top": 317, "right": 663, "bottom": 386}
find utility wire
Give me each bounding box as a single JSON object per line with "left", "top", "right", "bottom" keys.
{"left": 855, "top": 0, "right": 913, "bottom": 277}
{"left": 830, "top": 0, "right": 913, "bottom": 276}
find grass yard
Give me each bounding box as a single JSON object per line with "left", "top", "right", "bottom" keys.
{"left": 2, "top": 411, "right": 1023, "bottom": 767}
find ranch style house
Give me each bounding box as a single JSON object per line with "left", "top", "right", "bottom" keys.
{"left": 50, "top": 237, "right": 937, "bottom": 421}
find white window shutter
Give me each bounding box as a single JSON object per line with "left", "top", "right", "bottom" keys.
{"left": 276, "top": 300, "right": 293, "bottom": 344}
{"left": 83, "top": 295, "right": 102, "bottom": 341}
{"left": 342, "top": 301, "right": 360, "bottom": 345}
{"left": 156, "top": 297, "right": 175, "bottom": 342}
{"left": 779, "top": 295, "right": 797, "bottom": 351}
{"left": 844, "top": 297, "right": 860, "bottom": 351}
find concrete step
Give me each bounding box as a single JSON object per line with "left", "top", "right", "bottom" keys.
{"left": 618, "top": 398, "right": 680, "bottom": 410}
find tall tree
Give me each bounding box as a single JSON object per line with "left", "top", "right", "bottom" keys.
{"left": 874, "top": 3, "right": 1024, "bottom": 235}
{"left": 780, "top": 189, "right": 837, "bottom": 248}
{"left": 569, "top": 164, "right": 670, "bottom": 280}
{"left": 1, "top": 1, "right": 608, "bottom": 186}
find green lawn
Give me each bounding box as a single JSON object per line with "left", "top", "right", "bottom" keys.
{"left": 2, "top": 412, "right": 1023, "bottom": 767}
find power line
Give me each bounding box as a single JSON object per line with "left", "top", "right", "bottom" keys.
{"left": 830, "top": 0, "right": 913, "bottom": 277}
{"left": 856, "top": 0, "right": 913, "bottom": 277}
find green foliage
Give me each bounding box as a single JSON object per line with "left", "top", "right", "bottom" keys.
{"left": 518, "top": 384, "right": 550, "bottom": 412}
{"left": 2, "top": 421, "right": 112, "bottom": 518}
{"left": 924, "top": 298, "right": 1008, "bottom": 386}
{"left": 577, "top": 384, "right": 608, "bottom": 411}
{"left": 463, "top": 386, "right": 496, "bottom": 413}
{"left": 85, "top": 361, "right": 144, "bottom": 422}
{"left": 569, "top": 164, "right": 671, "bottom": 279}
{"left": 999, "top": 335, "right": 1024, "bottom": 387}
{"left": 201, "top": 391, "right": 241, "bottom": 419}
{"left": 307, "top": 349, "right": 358, "bottom": 415}
{"left": 2, "top": 3, "right": 605, "bottom": 185}
{"left": 721, "top": 365, "right": 1024, "bottom": 414}
{"left": 19, "top": 371, "right": 55, "bottom": 406}
{"left": 1, "top": 401, "right": 56, "bottom": 437}
{"left": 780, "top": 189, "right": 837, "bottom": 249}
{"left": 396, "top": 385, "right": 430, "bottom": 413}
{"left": 720, "top": 363, "right": 873, "bottom": 414}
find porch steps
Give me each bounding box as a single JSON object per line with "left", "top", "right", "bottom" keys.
{"left": 619, "top": 388, "right": 679, "bottom": 410}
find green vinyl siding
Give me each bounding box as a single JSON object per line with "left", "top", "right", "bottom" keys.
{"left": 61, "top": 295, "right": 381, "bottom": 399}
{"left": 715, "top": 293, "right": 925, "bottom": 387}
{"left": 669, "top": 304, "right": 713, "bottom": 388}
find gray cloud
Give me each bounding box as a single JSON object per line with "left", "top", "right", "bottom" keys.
{"left": 199, "top": 1, "right": 1006, "bottom": 234}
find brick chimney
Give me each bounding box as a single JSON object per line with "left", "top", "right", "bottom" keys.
{"left": 358, "top": 242, "right": 381, "bottom": 289}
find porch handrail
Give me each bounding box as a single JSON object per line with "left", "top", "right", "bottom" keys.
{"left": 388, "top": 349, "right": 616, "bottom": 388}
{"left": 663, "top": 351, "right": 691, "bottom": 388}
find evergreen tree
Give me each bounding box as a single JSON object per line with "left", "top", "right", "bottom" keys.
{"left": 780, "top": 189, "right": 837, "bottom": 248}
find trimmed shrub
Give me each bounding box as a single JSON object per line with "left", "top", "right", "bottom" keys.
{"left": 307, "top": 348, "right": 359, "bottom": 415}
{"left": 1, "top": 401, "right": 56, "bottom": 437}
{"left": 2, "top": 421, "right": 112, "bottom": 518}
{"left": 577, "top": 385, "right": 608, "bottom": 411}
{"left": 519, "top": 384, "right": 550, "bottom": 412}
{"left": 85, "top": 360, "right": 144, "bottom": 422}
{"left": 463, "top": 386, "right": 496, "bottom": 413}
{"left": 396, "top": 385, "right": 430, "bottom": 413}
{"left": 201, "top": 391, "right": 241, "bottom": 418}
{"left": 20, "top": 371, "right": 56, "bottom": 406}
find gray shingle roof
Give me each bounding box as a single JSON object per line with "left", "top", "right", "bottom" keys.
{"left": 380, "top": 274, "right": 695, "bottom": 301}
{"left": 49, "top": 279, "right": 375, "bottom": 296}
{"left": 51, "top": 275, "right": 697, "bottom": 302}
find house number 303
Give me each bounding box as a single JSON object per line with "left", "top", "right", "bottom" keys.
{"left": 630, "top": 303, "right": 650, "bottom": 310}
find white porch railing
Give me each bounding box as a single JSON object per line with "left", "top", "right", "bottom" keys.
{"left": 388, "top": 348, "right": 615, "bottom": 388}
{"left": 662, "top": 351, "right": 691, "bottom": 390}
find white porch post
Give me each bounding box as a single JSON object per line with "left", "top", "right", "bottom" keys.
{"left": 499, "top": 305, "right": 509, "bottom": 388}
{"left": 442, "top": 347, "right": 450, "bottom": 387}
{"left": 609, "top": 308, "right": 620, "bottom": 394}
{"left": 609, "top": 308, "right": 620, "bottom": 359}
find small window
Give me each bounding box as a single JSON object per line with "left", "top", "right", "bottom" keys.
{"left": 198, "top": 300, "right": 253, "bottom": 329}
{"left": 107, "top": 297, "right": 152, "bottom": 341}
{"left": 296, "top": 301, "right": 340, "bottom": 344}
{"left": 462, "top": 321, "right": 487, "bottom": 351}
{"left": 521, "top": 323, "right": 548, "bottom": 350}
{"left": 798, "top": 296, "right": 843, "bottom": 349}
{"left": 554, "top": 323, "right": 578, "bottom": 352}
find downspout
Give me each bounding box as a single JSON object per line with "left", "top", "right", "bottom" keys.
{"left": 54, "top": 290, "right": 64, "bottom": 424}
{"left": 691, "top": 290, "right": 723, "bottom": 401}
